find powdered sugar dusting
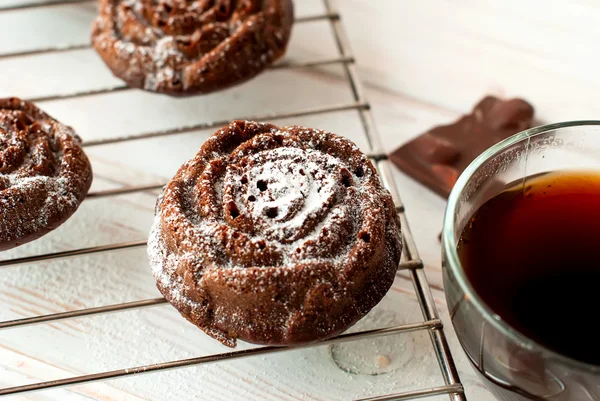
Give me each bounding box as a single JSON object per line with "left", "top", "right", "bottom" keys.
{"left": 229, "top": 147, "right": 339, "bottom": 242}
{"left": 148, "top": 219, "right": 194, "bottom": 308}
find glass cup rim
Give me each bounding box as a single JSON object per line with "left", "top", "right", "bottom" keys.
{"left": 442, "top": 120, "right": 600, "bottom": 372}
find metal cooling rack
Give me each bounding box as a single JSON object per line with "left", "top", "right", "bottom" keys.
{"left": 0, "top": 0, "right": 466, "bottom": 399}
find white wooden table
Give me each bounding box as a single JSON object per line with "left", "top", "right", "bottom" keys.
{"left": 1, "top": 1, "right": 594, "bottom": 400}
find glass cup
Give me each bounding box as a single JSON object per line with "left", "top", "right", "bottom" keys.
{"left": 442, "top": 121, "right": 600, "bottom": 401}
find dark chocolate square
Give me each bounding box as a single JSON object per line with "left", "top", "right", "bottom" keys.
{"left": 390, "top": 96, "right": 534, "bottom": 198}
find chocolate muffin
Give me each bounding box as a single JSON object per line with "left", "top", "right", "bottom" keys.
{"left": 91, "top": 0, "right": 294, "bottom": 96}
{"left": 148, "top": 121, "right": 402, "bottom": 347}
{"left": 0, "top": 98, "right": 93, "bottom": 251}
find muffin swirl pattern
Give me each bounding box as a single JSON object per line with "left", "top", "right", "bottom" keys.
{"left": 92, "top": 0, "right": 294, "bottom": 95}
{"left": 148, "top": 121, "right": 402, "bottom": 346}
{"left": 0, "top": 98, "right": 93, "bottom": 251}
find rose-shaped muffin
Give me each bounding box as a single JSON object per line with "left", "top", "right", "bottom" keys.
{"left": 0, "top": 98, "right": 93, "bottom": 251}
{"left": 91, "top": 0, "right": 294, "bottom": 96}
{"left": 148, "top": 121, "right": 402, "bottom": 346}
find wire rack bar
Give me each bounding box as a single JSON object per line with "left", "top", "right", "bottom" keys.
{"left": 0, "top": 240, "right": 146, "bottom": 267}
{"left": 0, "top": 43, "right": 90, "bottom": 60}
{"left": 323, "top": 0, "right": 382, "bottom": 153}
{"left": 320, "top": 1, "right": 465, "bottom": 398}
{"left": 273, "top": 55, "right": 354, "bottom": 70}
{"left": 0, "top": 0, "right": 91, "bottom": 12}
{"left": 86, "top": 183, "right": 165, "bottom": 199}
{"left": 399, "top": 209, "right": 464, "bottom": 401}
{"left": 28, "top": 56, "right": 355, "bottom": 104}
{"left": 0, "top": 13, "right": 339, "bottom": 60}
{"left": 0, "top": 320, "right": 442, "bottom": 397}
{"left": 0, "top": 298, "right": 167, "bottom": 330}
{"left": 411, "top": 266, "right": 464, "bottom": 401}
{"left": 376, "top": 160, "right": 404, "bottom": 213}
{"left": 0, "top": 280, "right": 422, "bottom": 330}
{"left": 83, "top": 102, "right": 369, "bottom": 147}
{"left": 357, "top": 385, "right": 465, "bottom": 401}
{"left": 29, "top": 85, "right": 130, "bottom": 104}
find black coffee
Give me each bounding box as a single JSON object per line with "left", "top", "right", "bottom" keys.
{"left": 458, "top": 171, "right": 600, "bottom": 366}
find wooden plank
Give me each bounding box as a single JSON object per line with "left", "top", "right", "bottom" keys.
{"left": 6, "top": 0, "right": 587, "bottom": 398}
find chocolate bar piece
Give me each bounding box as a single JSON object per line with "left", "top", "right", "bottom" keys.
{"left": 390, "top": 96, "right": 534, "bottom": 198}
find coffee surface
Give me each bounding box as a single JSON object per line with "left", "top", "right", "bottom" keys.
{"left": 458, "top": 171, "right": 600, "bottom": 365}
